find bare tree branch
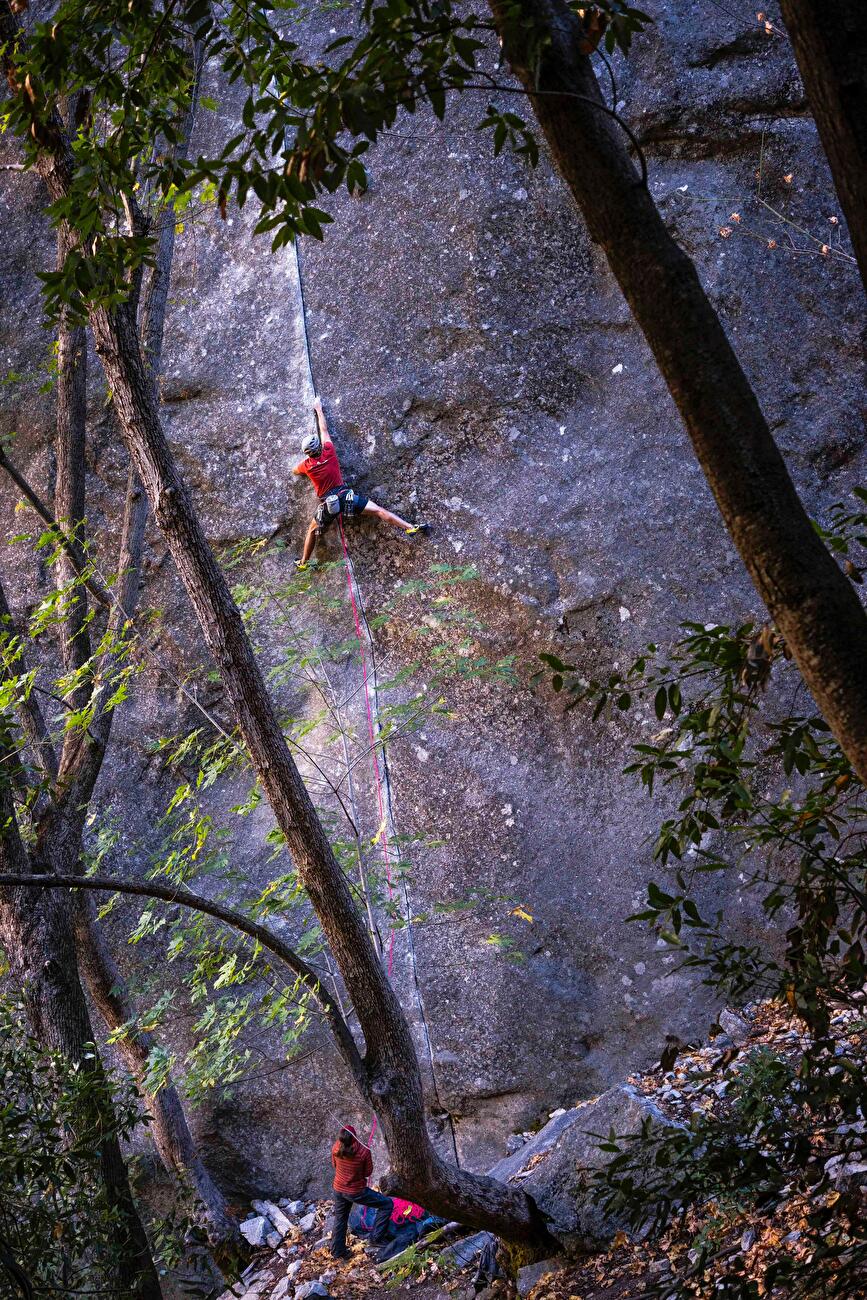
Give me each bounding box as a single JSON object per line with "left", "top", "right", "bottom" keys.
{"left": 0, "top": 447, "right": 111, "bottom": 608}
{"left": 0, "top": 577, "right": 58, "bottom": 782}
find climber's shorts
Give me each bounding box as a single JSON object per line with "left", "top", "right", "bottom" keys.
{"left": 315, "top": 485, "right": 369, "bottom": 531}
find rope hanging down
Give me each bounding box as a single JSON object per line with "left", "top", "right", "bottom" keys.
{"left": 338, "top": 515, "right": 397, "bottom": 1149}
{"left": 289, "top": 236, "right": 458, "bottom": 1164}
{"left": 338, "top": 515, "right": 397, "bottom": 981}
{"left": 288, "top": 235, "right": 396, "bottom": 1148}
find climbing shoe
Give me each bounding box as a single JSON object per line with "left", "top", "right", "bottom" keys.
{"left": 294, "top": 558, "right": 308, "bottom": 570}
{"left": 405, "top": 523, "right": 430, "bottom": 536}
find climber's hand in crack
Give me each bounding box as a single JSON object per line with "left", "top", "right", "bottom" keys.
{"left": 292, "top": 397, "right": 430, "bottom": 570}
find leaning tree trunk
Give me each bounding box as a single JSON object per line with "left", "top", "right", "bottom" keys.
{"left": 0, "top": 772, "right": 162, "bottom": 1298}
{"left": 779, "top": 0, "right": 867, "bottom": 296}
{"left": 489, "top": 0, "right": 867, "bottom": 787}
{"left": 85, "top": 295, "right": 554, "bottom": 1246}
{"left": 72, "top": 892, "right": 239, "bottom": 1251}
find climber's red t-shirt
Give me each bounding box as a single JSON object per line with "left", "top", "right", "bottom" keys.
{"left": 296, "top": 439, "right": 343, "bottom": 498}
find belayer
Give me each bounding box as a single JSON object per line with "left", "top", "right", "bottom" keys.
{"left": 293, "top": 397, "right": 429, "bottom": 569}
{"left": 329, "top": 1125, "right": 393, "bottom": 1261}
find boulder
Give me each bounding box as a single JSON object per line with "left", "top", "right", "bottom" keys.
{"left": 825, "top": 1151, "right": 867, "bottom": 1187}
{"left": 272, "top": 1280, "right": 291, "bottom": 1300}
{"left": 233, "top": 1274, "right": 267, "bottom": 1299}
{"left": 286, "top": 1261, "right": 303, "bottom": 1282}
{"left": 437, "top": 1230, "right": 493, "bottom": 1271}
{"left": 490, "top": 1084, "right": 683, "bottom": 1250}
{"left": 718, "top": 1009, "right": 751, "bottom": 1045}
{"left": 294, "top": 1283, "right": 329, "bottom": 1300}
{"left": 280, "top": 1199, "right": 308, "bottom": 1217}
{"left": 517, "top": 1257, "right": 562, "bottom": 1298}
{"left": 298, "top": 1211, "right": 317, "bottom": 1234}
{"left": 253, "top": 1200, "right": 295, "bottom": 1238}
{"left": 239, "top": 1216, "right": 270, "bottom": 1248}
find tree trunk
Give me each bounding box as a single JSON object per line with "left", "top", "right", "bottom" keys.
{"left": 779, "top": 0, "right": 867, "bottom": 294}
{"left": 72, "top": 892, "right": 239, "bottom": 1251}
{"left": 0, "top": 765, "right": 163, "bottom": 1298}
{"left": 489, "top": 0, "right": 867, "bottom": 787}
{"left": 85, "top": 297, "right": 554, "bottom": 1246}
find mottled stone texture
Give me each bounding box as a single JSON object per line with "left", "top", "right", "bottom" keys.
{"left": 488, "top": 1086, "right": 681, "bottom": 1249}
{"left": 0, "top": 0, "right": 864, "bottom": 1197}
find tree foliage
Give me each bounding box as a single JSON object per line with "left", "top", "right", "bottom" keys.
{"left": 542, "top": 490, "right": 867, "bottom": 1296}
{"left": 1, "top": 0, "right": 648, "bottom": 314}
{"left": 0, "top": 998, "right": 148, "bottom": 1297}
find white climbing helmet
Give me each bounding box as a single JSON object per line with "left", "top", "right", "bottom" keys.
{"left": 301, "top": 431, "right": 322, "bottom": 458}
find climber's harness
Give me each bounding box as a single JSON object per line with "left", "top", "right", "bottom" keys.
{"left": 315, "top": 485, "right": 362, "bottom": 531}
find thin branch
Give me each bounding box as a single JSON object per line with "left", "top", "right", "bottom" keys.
{"left": 0, "top": 871, "right": 367, "bottom": 1091}
{"left": 461, "top": 78, "right": 648, "bottom": 186}
{"left": 757, "top": 195, "right": 857, "bottom": 263}
{"left": 593, "top": 48, "right": 617, "bottom": 110}
{"left": 0, "top": 578, "right": 58, "bottom": 782}
{"left": 0, "top": 450, "right": 254, "bottom": 786}
{"left": 54, "top": 468, "right": 149, "bottom": 819}
{"left": 0, "top": 449, "right": 111, "bottom": 607}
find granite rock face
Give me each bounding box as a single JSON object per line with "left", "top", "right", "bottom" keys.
{"left": 0, "top": 1, "right": 864, "bottom": 1198}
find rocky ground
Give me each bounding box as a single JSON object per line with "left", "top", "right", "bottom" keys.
{"left": 211, "top": 998, "right": 867, "bottom": 1300}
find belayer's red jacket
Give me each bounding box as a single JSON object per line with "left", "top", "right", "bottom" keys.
{"left": 331, "top": 1126, "right": 373, "bottom": 1194}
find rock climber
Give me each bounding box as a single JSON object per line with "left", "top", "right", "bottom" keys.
{"left": 293, "top": 397, "right": 428, "bottom": 569}
{"left": 329, "top": 1125, "right": 393, "bottom": 1261}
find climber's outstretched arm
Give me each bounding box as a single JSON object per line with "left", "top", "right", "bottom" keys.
{"left": 313, "top": 396, "right": 332, "bottom": 446}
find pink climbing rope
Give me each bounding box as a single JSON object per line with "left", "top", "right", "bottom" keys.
{"left": 337, "top": 517, "right": 396, "bottom": 979}
{"left": 337, "top": 517, "right": 397, "bottom": 1148}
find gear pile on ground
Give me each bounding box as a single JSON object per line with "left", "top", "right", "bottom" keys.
{"left": 216, "top": 1194, "right": 452, "bottom": 1300}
